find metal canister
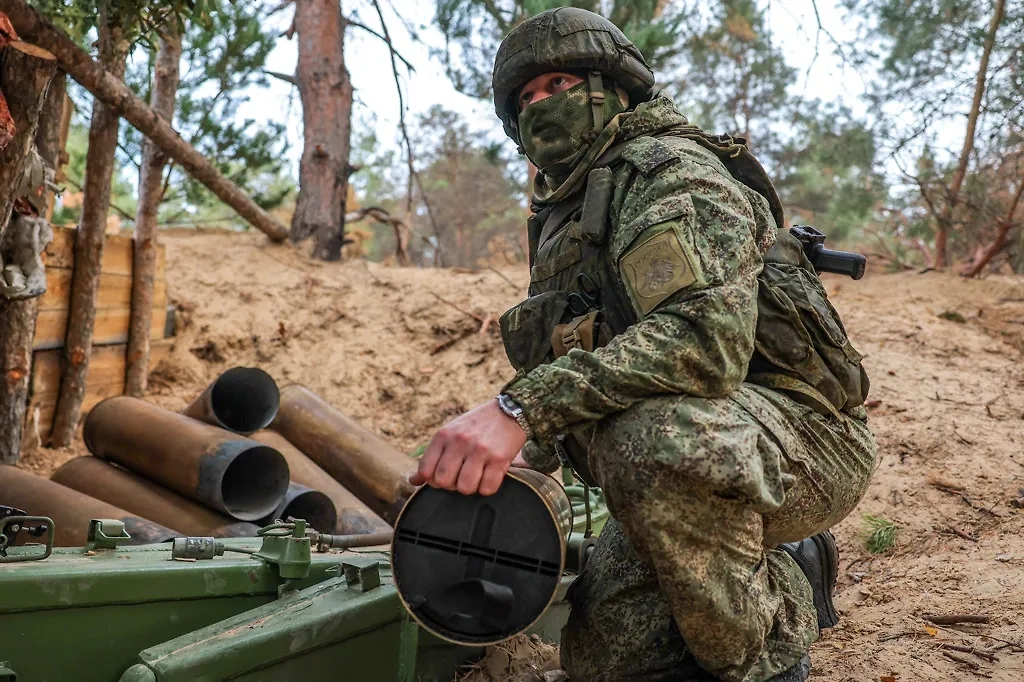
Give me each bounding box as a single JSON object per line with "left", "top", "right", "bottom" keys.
{"left": 390, "top": 468, "right": 572, "bottom": 645}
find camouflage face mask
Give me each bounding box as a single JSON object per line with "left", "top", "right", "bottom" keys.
{"left": 519, "top": 80, "right": 626, "bottom": 180}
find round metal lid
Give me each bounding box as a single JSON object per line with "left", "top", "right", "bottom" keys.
{"left": 392, "top": 474, "right": 567, "bottom": 645}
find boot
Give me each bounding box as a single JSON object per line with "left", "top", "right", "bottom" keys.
{"left": 780, "top": 530, "right": 840, "bottom": 630}
{"left": 765, "top": 655, "right": 810, "bottom": 682}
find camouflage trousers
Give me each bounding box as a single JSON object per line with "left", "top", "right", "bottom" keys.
{"left": 559, "top": 383, "right": 876, "bottom": 682}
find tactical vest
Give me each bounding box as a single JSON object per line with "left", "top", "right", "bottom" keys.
{"left": 499, "top": 128, "right": 869, "bottom": 478}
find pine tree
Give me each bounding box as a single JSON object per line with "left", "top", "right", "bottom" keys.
{"left": 842, "top": 0, "right": 1022, "bottom": 269}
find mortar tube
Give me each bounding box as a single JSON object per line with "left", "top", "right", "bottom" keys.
{"left": 183, "top": 367, "right": 281, "bottom": 435}
{"left": 51, "top": 457, "right": 260, "bottom": 538}
{"left": 260, "top": 482, "right": 337, "bottom": 534}
{"left": 0, "top": 465, "right": 180, "bottom": 547}
{"left": 251, "top": 430, "right": 392, "bottom": 535}
{"left": 84, "top": 396, "right": 290, "bottom": 521}
{"left": 271, "top": 385, "right": 417, "bottom": 525}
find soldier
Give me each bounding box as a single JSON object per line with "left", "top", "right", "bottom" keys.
{"left": 412, "top": 7, "right": 876, "bottom": 682}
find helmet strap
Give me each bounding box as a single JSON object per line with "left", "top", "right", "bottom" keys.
{"left": 587, "top": 70, "right": 606, "bottom": 141}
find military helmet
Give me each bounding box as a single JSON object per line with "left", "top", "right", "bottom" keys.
{"left": 492, "top": 7, "right": 656, "bottom": 145}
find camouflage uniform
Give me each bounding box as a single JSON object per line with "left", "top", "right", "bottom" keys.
{"left": 492, "top": 9, "right": 876, "bottom": 682}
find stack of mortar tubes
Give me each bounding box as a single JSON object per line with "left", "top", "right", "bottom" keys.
{"left": 4, "top": 367, "right": 413, "bottom": 546}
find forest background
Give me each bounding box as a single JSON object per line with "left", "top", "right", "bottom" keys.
{"left": 42, "top": 0, "right": 1024, "bottom": 274}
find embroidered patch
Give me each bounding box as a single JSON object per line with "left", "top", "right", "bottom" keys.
{"left": 620, "top": 229, "right": 697, "bottom": 315}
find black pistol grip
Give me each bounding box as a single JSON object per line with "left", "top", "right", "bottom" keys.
{"left": 811, "top": 244, "right": 867, "bottom": 280}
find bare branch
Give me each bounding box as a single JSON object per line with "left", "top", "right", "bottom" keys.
{"left": 961, "top": 179, "right": 1024, "bottom": 277}
{"left": 369, "top": 0, "right": 442, "bottom": 263}
{"left": 267, "top": 0, "right": 295, "bottom": 18}
{"left": 264, "top": 69, "right": 297, "bottom": 86}
{"left": 344, "top": 17, "right": 416, "bottom": 73}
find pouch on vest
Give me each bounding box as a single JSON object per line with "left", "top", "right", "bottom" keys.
{"left": 499, "top": 291, "right": 578, "bottom": 373}
{"left": 747, "top": 229, "right": 870, "bottom": 415}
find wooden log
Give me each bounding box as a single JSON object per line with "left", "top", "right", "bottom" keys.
{"left": 0, "top": 0, "right": 289, "bottom": 242}
{"left": 0, "top": 11, "right": 21, "bottom": 151}
{"left": 0, "top": 27, "right": 56, "bottom": 465}
{"left": 49, "top": 5, "right": 126, "bottom": 447}
{"left": 0, "top": 69, "right": 65, "bottom": 463}
{"left": 0, "top": 38, "right": 55, "bottom": 239}
{"left": 127, "top": 25, "right": 179, "bottom": 396}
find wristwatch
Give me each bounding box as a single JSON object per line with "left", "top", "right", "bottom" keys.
{"left": 496, "top": 393, "right": 533, "bottom": 440}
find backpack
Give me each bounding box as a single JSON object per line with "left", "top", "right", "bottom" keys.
{"left": 661, "top": 128, "right": 870, "bottom": 416}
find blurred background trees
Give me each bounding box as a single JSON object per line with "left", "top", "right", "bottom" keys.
{"left": 31, "top": 0, "right": 1024, "bottom": 274}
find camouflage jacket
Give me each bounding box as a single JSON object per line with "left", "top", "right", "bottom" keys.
{"left": 501, "top": 96, "right": 778, "bottom": 457}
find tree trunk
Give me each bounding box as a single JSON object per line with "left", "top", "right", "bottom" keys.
{"left": 934, "top": 0, "right": 1005, "bottom": 269}
{"left": 0, "top": 27, "right": 56, "bottom": 465}
{"left": 1, "top": 0, "right": 289, "bottom": 242}
{"left": 291, "top": 0, "right": 352, "bottom": 261}
{"left": 49, "top": 4, "right": 127, "bottom": 447}
{"left": 126, "top": 26, "right": 180, "bottom": 397}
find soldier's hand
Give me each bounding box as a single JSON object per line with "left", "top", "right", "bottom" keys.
{"left": 410, "top": 399, "right": 527, "bottom": 496}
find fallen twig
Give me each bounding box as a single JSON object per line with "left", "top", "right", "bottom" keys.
{"left": 487, "top": 265, "right": 522, "bottom": 291}
{"left": 430, "top": 328, "right": 475, "bottom": 355}
{"left": 429, "top": 292, "right": 485, "bottom": 323}
{"left": 925, "top": 614, "right": 992, "bottom": 626}
{"left": 931, "top": 624, "right": 1024, "bottom": 652}
{"left": 940, "top": 526, "right": 980, "bottom": 542}
{"left": 878, "top": 630, "right": 922, "bottom": 642}
{"left": 942, "top": 651, "right": 980, "bottom": 671}
{"left": 935, "top": 643, "right": 999, "bottom": 663}
{"left": 952, "top": 424, "right": 976, "bottom": 446}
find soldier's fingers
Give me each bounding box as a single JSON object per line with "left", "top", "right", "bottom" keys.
{"left": 456, "top": 452, "right": 485, "bottom": 496}
{"left": 416, "top": 433, "right": 447, "bottom": 485}
{"left": 478, "top": 461, "right": 508, "bottom": 497}
{"left": 433, "top": 444, "right": 466, "bottom": 490}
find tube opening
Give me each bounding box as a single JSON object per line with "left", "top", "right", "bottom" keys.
{"left": 273, "top": 489, "right": 338, "bottom": 534}
{"left": 220, "top": 446, "right": 290, "bottom": 520}
{"left": 210, "top": 368, "right": 280, "bottom": 433}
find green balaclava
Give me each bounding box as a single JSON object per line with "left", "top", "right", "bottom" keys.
{"left": 518, "top": 74, "right": 628, "bottom": 185}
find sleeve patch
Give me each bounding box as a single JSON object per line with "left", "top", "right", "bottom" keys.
{"left": 620, "top": 228, "right": 698, "bottom": 315}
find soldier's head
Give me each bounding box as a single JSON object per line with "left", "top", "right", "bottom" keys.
{"left": 491, "top": 7, "right": 656, "bottom": 175}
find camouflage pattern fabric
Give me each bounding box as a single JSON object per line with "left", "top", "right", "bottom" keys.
{"left": 561, "top": 386, "right": 875, "bottom": 682}
{"left": 501, "top": 94, "right": 877, "bottom": 681}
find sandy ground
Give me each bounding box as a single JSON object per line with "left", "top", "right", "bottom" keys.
{"left": 20, "top": 231, "right": 1024, "bottom": 681}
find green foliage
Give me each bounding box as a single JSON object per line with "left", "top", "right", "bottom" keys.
{"left": 773, "top": 101, "right": 887, "bottom": 242}
{"left": 51, "top": 122, "right": 137, "bottom": 226}
{"left": 863, "top": 515, "right": 897, "bottom": 554}
{"left": 118, "top": 1, "right": 293, "bottom": 226}
{"left": 841, "top": 0, "right": 1024, "bottom": 261}
{"left": 669, "top": 0, "right": 794, "bottom": 163}
{"left": 29, "top": 0, "right": 223, "bottom": 47}
{"left": 432, "top": 0, "right": 688, "bottom": 98}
